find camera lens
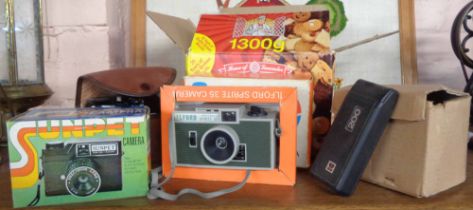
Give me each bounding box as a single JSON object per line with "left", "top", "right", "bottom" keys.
{"left": 200, "top": 126, "right": 239, "bottom": 165}
{"left": 65, "top": 158, "right": 101, "bottom": 197}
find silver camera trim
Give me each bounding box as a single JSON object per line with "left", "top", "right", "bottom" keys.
{"left": 200, "top": 125, "right": 240, "bottom": 165}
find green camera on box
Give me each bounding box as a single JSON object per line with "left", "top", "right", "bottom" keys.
{"left": 172, "top": 103, "right": 280, "bottom": 170}
{"left": 6, "top": 107, "right": 150, "bottom": 208}
{"left": 42, "top": 140, "right": 123, "bottom": 197}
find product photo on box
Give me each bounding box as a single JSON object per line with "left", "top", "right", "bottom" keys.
{"left": 5, "top": 108, "right": 150, "bottom": 208}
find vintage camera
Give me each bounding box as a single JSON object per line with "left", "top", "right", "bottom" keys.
{"left": 42, "top": 140, "right": 122, "bottom": 197}
{"left": 172, "top": 104, "right": 280, "bottom": 170}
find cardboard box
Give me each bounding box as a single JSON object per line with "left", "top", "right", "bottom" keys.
{"left": 160, "top": 86, "right": 298, "bottom": 186}
{"left": 184, "top": 76, "right": 313, "bottom": 168}
{"left": 6, "top": 108, "right": 150, "bottom": 207}
{"left": 147, "top": 5, "right": 333, "bottom": 79}
{"left": 331, "top": 84, "right": 471, "bottom": 197}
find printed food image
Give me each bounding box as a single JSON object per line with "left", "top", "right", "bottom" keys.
{"left": 273, "top": 11, "right": 334, "bottom": 83}
{"left": 188, "top": 10, "right": 331, "bottom": 78}
{"left": 311, "top": 59, "right": 333, "bottom": 86}
{"left": 292, "top": 12, "right": 313, "bottom": 38}
{"left": 292, "top": 52, "right": 319, "bottom": 79}
{"left": 311, "top": 53, "right": 334, "bottom": 138}
{"left": 312, "top": 53, "right": 333, "bottom": 118}
{"left": 284, "top": 12, "right": 331, "bottom": 55}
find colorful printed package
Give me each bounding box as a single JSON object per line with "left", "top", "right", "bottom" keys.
{"left": 6, "top": 107, "right": 150, "bottom": 208}
{"left": 186, "top": 7, "right": 332, "bottom": 79}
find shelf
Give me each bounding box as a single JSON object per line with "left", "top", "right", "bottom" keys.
{"left": 1, "top": 148, "right": 472, "bottom": 209}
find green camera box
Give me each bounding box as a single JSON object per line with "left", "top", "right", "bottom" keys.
{"left": 6, "top": 107, "right": 150, "bottom": 208}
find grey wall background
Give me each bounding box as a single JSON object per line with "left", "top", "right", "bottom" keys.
{"left": 416, "top": 0, "right": 470, "bottom": 90}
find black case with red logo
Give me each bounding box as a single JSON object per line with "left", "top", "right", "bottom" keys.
{"left": 310, "top": 79, "right": 399, "bottom": 196}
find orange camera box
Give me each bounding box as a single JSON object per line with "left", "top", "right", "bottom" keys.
{"left": 160, "top": 86, "right": 297, "bottom": 186}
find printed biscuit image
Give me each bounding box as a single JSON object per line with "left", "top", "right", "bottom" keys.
{"left": 311, "top": 58, "right": 333, "bottom": 136}
{"left": 292, "top": 51, "right": 320, "bottom": 79}
{"left": 299, "top": 19, "right": 324, "bottom": 42}
{"left": 293, "top": 11, "right": 312, "bottom": 22}
{"left": 314, "top": 29, "right": 330, "bottom": 50}
{"left": 309, "top": 53, "right": 334, "bottom": 143}
{"left": 284, "top": 36, "right": 301, "bottom": 51}
{"left": 311, "top": 59, "right": 333, "bottom": 86}
{"left": 291, "top": 11, "right": 312, "bottom": 38}
{"left": 283, "top": 12, "right": 330, "bottom": 55}
{"left": 294, "top": 39, "right": 318, "bottom": 52}
{"left": 294, "top": 32, "right": 329, "bottom": 54}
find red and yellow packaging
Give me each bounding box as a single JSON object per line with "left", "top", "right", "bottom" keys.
{"left": 160, "top": 86, "right": 298, "bottom": 186}
{"left": 186, "top": 7, "right": 331, "bottom": 80}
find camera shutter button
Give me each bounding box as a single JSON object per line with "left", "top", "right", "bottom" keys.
{"left": 247, "top": 106, "right": 267, "bottom": 117}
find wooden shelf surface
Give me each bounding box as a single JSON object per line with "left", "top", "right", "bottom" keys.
{"left": 1, "top": 148, "right": 472, "bottom": 210}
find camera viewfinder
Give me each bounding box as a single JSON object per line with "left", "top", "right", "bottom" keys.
{"left": 221, "top": 111, "right": 237, "bottom": 122}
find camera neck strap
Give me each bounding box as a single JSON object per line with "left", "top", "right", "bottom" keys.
{"left": 147, "top": 168, "right": 251, "bottom": 201}
{"left": 147, "top": 120, "right": 251, "bottom": 201}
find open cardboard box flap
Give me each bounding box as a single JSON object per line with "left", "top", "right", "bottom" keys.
{"left": 332, "top": 84, "right": 470, "bottom": 121}
{"left": 147, "top": 4, "right": 327, "bottom": 52}
{"left": 147, "top": 11, "right": 196, "bottom": 51}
